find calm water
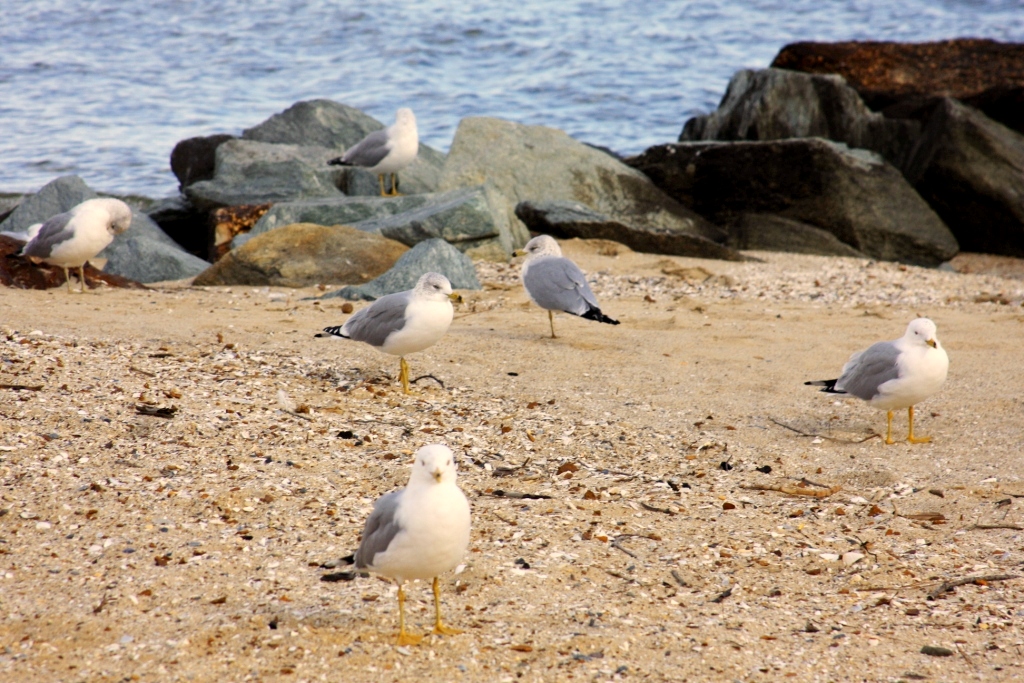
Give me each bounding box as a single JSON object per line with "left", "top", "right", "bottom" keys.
{"left": 2, "top": 0, "right": 1023, "bottom": 198}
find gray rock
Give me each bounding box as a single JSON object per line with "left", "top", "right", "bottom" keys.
{"left": 515, "top": 200, "right": 749, "bottom": 261}
{"left": 438, "top": 117, "right": 725, "bottom": 244}
{"left": 242, "top": 185, "right": 525, "bottom": 260}
{"left": 629, "top": 139, "right": 958, "bottom": 266}
{"left": 903, "top": 98, "right": 1024, "bottom": 257}
{"left": 725, "top": 213, "right": 866, "bottom": 257}
{"left": 242, "top": 99, "right": 383, "bottom": 149}
{"left": 100, "top": 213, "right": 211, "bottom": 283}
{"left": 192, "top": 223, "right": 408, "bottom": 287}
{"left": 352, "top": 185, "right": 528, "bottom": 260}
{"left": 680, "top": 68, "right": 922, "bottom": 169}
{"left": 0, "top": 175, "right": 96, "bottom": 234}
{"left": 0, "top": 175, "right": 209, "bottom": 283}
{"left": 170, "top": 134, "right": 235, "bottom": 189}
{"left": 241, "top": 99, "right": 445, "bottom": 196}
{"left": 185, "top": 140, "right": 345, "bottom": 212}
{"left": 320, "top": 238, "right": 481, "bottom": 301}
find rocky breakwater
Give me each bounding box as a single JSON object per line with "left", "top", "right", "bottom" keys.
{"left": 174, "top": 100, "right": 748, "bottom": 297}
{"left": 630, "top": 39, "right": 1024, "bottom": 262}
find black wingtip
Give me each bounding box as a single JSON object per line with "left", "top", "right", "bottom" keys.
{"left": 327, "top": 156, "right": 352, "bottom": 167}
{"left": 580, "top": 306, "right": 620, "bottom": 326}
{"left": 321, "top": 571, "right": 358, "bottom": 582}
{"left": 316, "top": 325, "right": 348, "bottom": 339}
{"left": 805, "top": 379, "right": 844, "bottom": 394}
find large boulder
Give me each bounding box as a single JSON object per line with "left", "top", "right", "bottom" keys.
{"left": 628, "top": 139, "right": 958, "bottom": 266}
{"left": 771, "top": 39, "right": 1024, "bottom": 134}
{"left": 903, "top": 98, "right": 1024, "bottom": 257}
{"left": 0, "top": 175, "right": 95, "bottom": 234}
{"left": 514, "top": 200, "right": 749, "bottom": 261}
{"left": 240, "top": 99, "right": 446, "bottom": 196}
{"left": 241, "top": 185, "right": 526, "bottom": 260}
{"left": 0, "top": 175, "right": 210, "bottom": 283}
{"left": 170, "top": 134, "right": 236, "bottom": 189}
{"left": 680, "top": 68, "right": 920, "bottom": 169}
{"left": 320, "top": 238, "right": 481, "bottom": 301}
{"left": 438, "top": 117, "right": 726, "bottom": 244}
{"left": 192, "top": 223, "right": 408, "bottom": 287}
{"left": 726, "top": 213, "right": 865, "bottom": 257}
{"left": 184, "top": 140, "right": 344, "bottom": 212}
{"left": 99, "top": 213, "right": 212, "bottom": 283}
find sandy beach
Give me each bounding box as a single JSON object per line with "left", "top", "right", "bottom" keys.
{"left": 2, "top": 241, "right": 1023, "bottom": 682}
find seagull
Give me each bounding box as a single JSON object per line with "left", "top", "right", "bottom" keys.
{"left": 328, "top": 108, "right": 418, "bottom": 197}
{"left": 513, "top": 234, "right": 619, "bottom": 338}
{"left": 315, "top": 272, "right": 462, "bottom": 394}
{"left": 19, "top": 198, "right": 133, "bottom": 293}
{"left": 327, "top": 444, "right": 471, "bottom": 646}
{"left": 805, "top": 318, "right": 949, "bottom": 444}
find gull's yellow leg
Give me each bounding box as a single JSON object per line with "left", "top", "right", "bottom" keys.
{"left": 885, "top": 410, "right": 895, "bottom": 445}
{"left": 79, "top": 265, "right": 87, "bottom": 293}
{"left": 399, "top": 357, "right": 411, "bottom": 395}
{"left": 392, "top": 173, "right": 401, "bottom": 196}
{"left": 548, "top": 310, "right": 557, "bottom": 339}
{"left": 378, "top": 173, "right": 387, "bottom": 197}
{"left": 64, "top": 267, "right": 73, "bottom": 293}
{"left": 395, "top": 583, "right": 423, "bottom": 646}
{"left": 907, "top": 405, "right": 932, "bottom": 443}
{"left": 431, "top": 576, "right": 463, "bottom": 636}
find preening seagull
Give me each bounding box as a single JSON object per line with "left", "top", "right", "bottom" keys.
{"left": 19, "top": 198, "right": 132, "bottom": 293}
{"left": 328, "top": 108, "right": 418, "bottom": 197}
{"left": 514, "top": 234, "right": 619, "bottom": 338}
{"left": 315, "top": 272, "right": 462, "bottom": 394}
{"left": 805, "top": 318, "right": 949, "bottom": 444}
{"left": 326, "top": 444, "right": 471, "bottom": 646}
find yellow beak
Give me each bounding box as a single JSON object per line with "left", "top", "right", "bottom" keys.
{"left": 926, "top": 339, "right": 937, "bottom": 348}
{"left": 512, "top": 249, "right": 525, "bottom": 257}
{"left": 432, "top": 469, "right": 443, "bottom": 482}
{"left": 448, "top": 292, "right": 463, "bottom": 304}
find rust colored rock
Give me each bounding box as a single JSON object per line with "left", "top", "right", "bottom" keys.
{"left": 192, "top": 223, "right": 408, "bottom": 288}
{"left": 771, "top": 39, "right": 1024, "bottom": 133}
{"left": 209, "top": 203, "right": 272, "bottom": 261}
{"left": 0, "top": 235, "right": 145, "bottom": 290}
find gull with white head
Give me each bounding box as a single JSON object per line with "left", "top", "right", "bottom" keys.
{"left": 329, "top": 108, "right": 418, "bottom": 197}
{"left": 315, "top": 272, "right": 462, "bottom": 394}
{"left": 19, "top": 198, "right": 133, "bottom": 293}
{"left": 513, "top": 234, "right": 619, "bottom": 338}
{"left": 805, "top": 318, "right": 949, "bottom": 444}
{"left": 327, "top": 444, "right": 471, "bottom": 646}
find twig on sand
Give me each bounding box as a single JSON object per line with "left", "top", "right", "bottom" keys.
{"left": 768, "top": 417, "right": 879, "bottom": 444}
{"left": 968, "top": 523, "right": 1023, "bottom": 531}
{"left": 640, "top": 501, "right": 675, "bottom": 515}
{"left": 927, "top": 574, "right": 1018, "bottom": 600}
{"left": 741, "top": 482, "right": 841, "bottom": 498}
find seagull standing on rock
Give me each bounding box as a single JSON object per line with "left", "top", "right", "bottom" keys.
{"left": 19, "top": 198, "right": 133, "bottom": 293}
{"left": 315, "top": 272, "right": 462, "bottom": 394}
{"left": 329, "top": 108, "right": 418, "bottom": 197}
{"left": 326, "top": 444, "right": 471, "bottom": 646}
{"left": 514, "top": 234, "right": 620, "bottom": 338}
{"left": 805, "top": 318, "right": 949, "bottom": 444}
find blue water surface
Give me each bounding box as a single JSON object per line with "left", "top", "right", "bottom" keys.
{"left": 1, "top": 0, "right": 1022, "bottom": 198}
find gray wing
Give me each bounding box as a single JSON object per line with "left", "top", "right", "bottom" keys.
{"left": 341, "top": 129, "right": 392, "bottom": 168}
{"left": 341, "top": 291, "right": 411, "bottom": 347}
{"left": 354, "top": 489, "right": 404, "bottom": 569}
{"left": 523, "top": 257, "right": 600, "bottom": 316}
{"left": 835, "top": 341, "right": 902, "bottom": 401}
{"left": 21, "top": 211, "right": 75, "bottom": 258}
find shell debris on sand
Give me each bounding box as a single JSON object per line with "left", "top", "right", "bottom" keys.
{"left": 0, "top": 249, "right": 1022, "bottom": 681}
